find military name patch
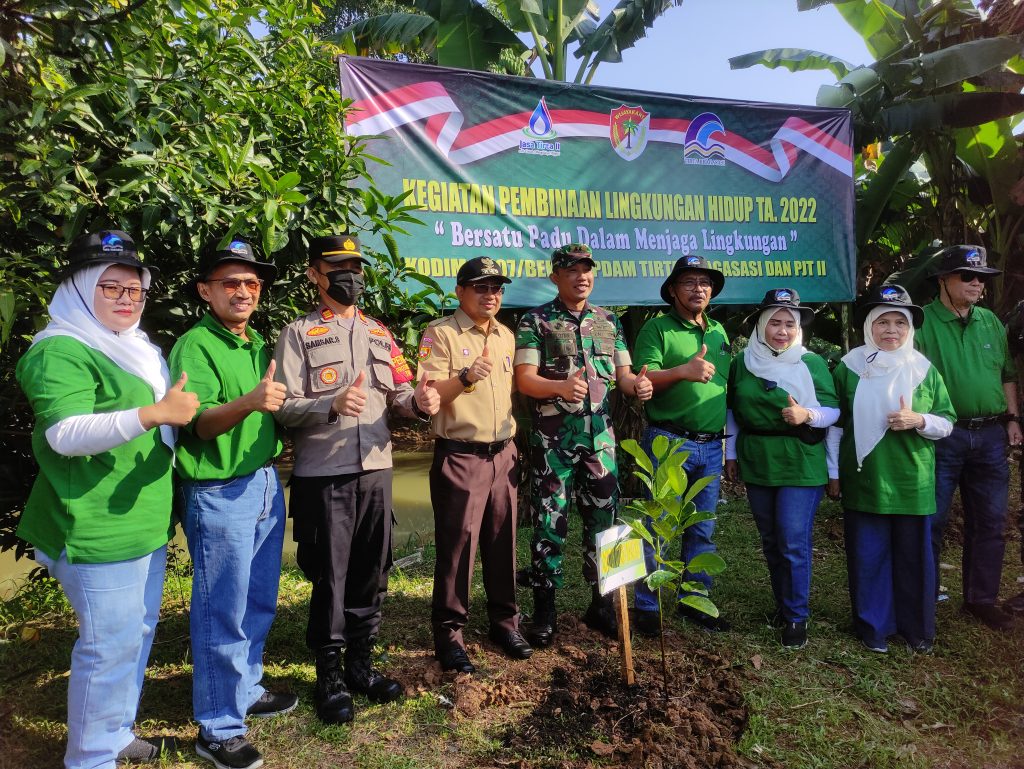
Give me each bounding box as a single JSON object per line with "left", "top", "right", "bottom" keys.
{"left": 307, "top": 325, "right": 330, "bottom": 337}
{"left": 319, "top": 367, "right": 338, "bottom": 385}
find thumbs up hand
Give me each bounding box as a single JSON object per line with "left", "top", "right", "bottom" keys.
{"left": 467, "top": 343, "right": 494, "bottom": 384}
{"left": 246, "top": 359, "right": 287, "bottom": 413}
{"left": 681, "top": 343, "right": 716, "bottom": 384}
{"left": 141, "top": 372, "right": 200, "bottom": 428}
{"left": 781, "top": 393, "right": 810, "bottom": 426}
{"left": 633, "top": 364, "right": 653, "bottom": 402}
{"left": 333, "top": 370, "right": 368, "bottom": 417}
{"left": 414, "top": 376, "right": 440, "bottom": 416}
{"left": 886, "top": 394, "right": 924, "bottom": 431}
{"left": 562, "top": 368, "right": 589, "bottom": 403}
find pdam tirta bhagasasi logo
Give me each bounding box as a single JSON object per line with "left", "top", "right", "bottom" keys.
{"left": 683, "top": 112, "right": 726, "bottom": 167}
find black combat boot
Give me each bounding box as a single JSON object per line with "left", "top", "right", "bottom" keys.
{"left": 526, "top": 587, "right": 558, "bottom": 647}
{"left": 582, "top": 585, "right": 618, "bottom": 639}
{"left": 344, "top": 637, "right": 403, "bottom": 703}
{"left": 314, "top": 646, "right": 354, "bottom": 724}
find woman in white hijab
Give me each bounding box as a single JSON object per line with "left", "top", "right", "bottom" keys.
{"left": 725, "top": 288, "right": 839, "bottom": 649}
{"left": 16, "top": 231, "right": 198, "bottom": 769}
{"left": 826, "top": 285, "right": 955, "bottom": 654}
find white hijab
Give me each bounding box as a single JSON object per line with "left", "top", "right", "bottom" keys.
{"left": 841, "top": 306, "right": 931, "bottom": 468}
{"left": 33, "top": 262, "right": 174, "bottom": 450}
{"left": 743, "top": 308, "right": 819, "bottom": 408}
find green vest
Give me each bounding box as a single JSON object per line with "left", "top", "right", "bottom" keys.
{"left": 729, "top": 352, "right": 838, "bottom": 487}
{"left": 833, "top": 362, "right": 955, "bottom": 515}
{"left": 170, "top": 312, "right": 282, "bottom": 481}
{"left": 16, "top": 336, "right": 174, "bottom": 563}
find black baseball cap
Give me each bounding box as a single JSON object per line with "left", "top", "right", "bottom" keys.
{"left": 58, "top": 230, "right": 160, "bottom": 281}
{"left": 660, "top": 254, "right": 725, "bottom": 303}
{"left": 456, "top": 256, "right": 511, "bottom": 285}
{"left": 309, "top": 234, "right": 370, "bottom": 265}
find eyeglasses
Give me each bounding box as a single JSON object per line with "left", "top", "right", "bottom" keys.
{"left": 958, "top": 272, "right": 989, "bottom": 284}
{"left": 676, "top": 278, "right": 713, "bottom": 291}
{"left": 470, "top": 283, "right": 505, "bottom": 295}
{"left": 97, "top": 283, "right": 148, "bottom": 302}
{"left": 204, "top": 278, "right": 264, "bottom": 293}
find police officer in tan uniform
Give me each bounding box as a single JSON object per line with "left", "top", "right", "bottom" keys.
{"left": 273, "top": 234, "right": 440, "bottom": 724}
{"left": 416, "top": 256, "right": 531, "bottom": 674}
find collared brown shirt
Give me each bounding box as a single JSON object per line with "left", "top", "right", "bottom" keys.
{"left": 417, "top": 308, "right": 516, "bottom": 443}
{"left": 273, "top": 305, "right": 418, "bottom": 476}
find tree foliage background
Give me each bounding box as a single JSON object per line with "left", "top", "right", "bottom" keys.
{"left": 0, "top": 0, "right": 446, "bottom": 558}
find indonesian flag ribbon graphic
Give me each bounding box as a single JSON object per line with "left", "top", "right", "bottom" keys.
{"left": 344, "top": 80, "right": 853, "bottom": 182}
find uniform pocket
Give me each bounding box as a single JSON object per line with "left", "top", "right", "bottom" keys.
{"left": 370, "top": 344, "right": 396, "bottom": 390}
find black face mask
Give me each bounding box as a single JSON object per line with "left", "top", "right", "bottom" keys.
{"left": 324, "top": 270, "right": 364, "bottom": 306}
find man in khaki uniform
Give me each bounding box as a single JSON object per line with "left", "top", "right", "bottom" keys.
{"left": 273, "top": 234, "right": 440, "bottom": 724}
{"left": 416, "top": 256, "right": 531, "bottom": 674}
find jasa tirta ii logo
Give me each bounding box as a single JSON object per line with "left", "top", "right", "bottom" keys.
{"left": 684, "top": 112, "right": 726, "bottom": 167}
{"left": 609, "top": 105, "right": 650, "bottom": 161}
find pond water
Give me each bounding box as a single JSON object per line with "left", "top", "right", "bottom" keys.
{"left": 0, "top": 451, "right": 436, "bottom": 600}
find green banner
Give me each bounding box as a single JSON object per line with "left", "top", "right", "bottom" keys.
{"left": 340, "top": 57, "right": 855, "bottom": 307}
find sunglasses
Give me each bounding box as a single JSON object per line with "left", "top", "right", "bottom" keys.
{"left": 204, "top": 278, "right": 264, "bottom": 293}
{"left": 469, "top": 283, "right": 505, "bottom": 295}
{"left": 958, "top": 272, "right": 990, "bottom": 284}
{"left": 97, "top": 283, "right": 148, "bottom": 302}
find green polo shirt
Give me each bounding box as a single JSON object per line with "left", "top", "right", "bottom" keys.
{"left": 833, "top": 362, "right": 955, "bottom": 515}
{"left": 633, "top": 309, "right": 732, "bottom": 433}
{"left": 915, "top": 299, "right": 1016, "bottom": 419}
{"left": 170, "top": 312, "right": 282, "bottom": 481}
{"left": 728, "top": 352, "right": 839, "bottom": 487}
{"left": 16, "top": 336, "right": 174, "bottom": 563}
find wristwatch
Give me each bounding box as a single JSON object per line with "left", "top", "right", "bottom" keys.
{"left": 458, "top": 366, "right": 475, "bottom": 392}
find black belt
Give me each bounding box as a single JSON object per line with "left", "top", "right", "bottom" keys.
{"left": 955, "top": 414, "right": 1008, "bottom": 430}
{"left": 436, "top": 437, "right": 512, "bottom": 457}
{"left": 649, "top": 421, "right": 725, "bottom": 444}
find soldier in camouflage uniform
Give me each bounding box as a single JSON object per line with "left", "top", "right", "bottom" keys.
{"left": 514, "top": 243, "right": 652, "bottom": 646}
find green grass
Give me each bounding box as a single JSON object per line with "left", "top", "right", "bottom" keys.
{"left": 1, "top": 491, "right": 1023, "bottom": 769}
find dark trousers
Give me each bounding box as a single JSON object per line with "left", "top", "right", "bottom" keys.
{"left": 430, "top": 441, "right": 519, "bottom": 648}
{"left": 931, "top": 424, "right": 1009, "bottom": 604}
{"left": 290, "top": 469, "right": 393, "bottom": 650}
{"left": 844, "top": 509, "right": 936, "bottom": 647}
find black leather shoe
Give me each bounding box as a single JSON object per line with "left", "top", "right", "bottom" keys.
{"left": 314, "top": 647, "right": 354, "bottom": 724}
{"left": 436, "top": 644, "right": 476, "bottom": 673}
{"left": 1004, "top": 591, "right": 1024, "bottom": 616}
{"left": 963, "top": 601, "right": 1013, "bottom": 631}
{"left": 677, "top": 603, "right": 731, "bottom": 632}
{"left": 488, "top": 627, "right": 533, "bottom": 659}
{"left": 344, "top": 637, "right": 403, "bottom": 703}
{"left": 632, "top": 609, "right": 661, "bottom": 638}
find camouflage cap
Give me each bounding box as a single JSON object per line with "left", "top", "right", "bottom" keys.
{"left": 551, "top": 243, "right": 595, "bottom": 269}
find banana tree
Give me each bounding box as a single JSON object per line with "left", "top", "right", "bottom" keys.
{"left": 730, "top": 0, "right": 1024, "bottom": 305}
{"left": 330, "top": 0, "right": 685, "bottom": 83}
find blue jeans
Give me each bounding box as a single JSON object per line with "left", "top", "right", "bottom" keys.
{"left": 182, "top": 466, "right": 285, "bottom": 741}
{"left": 634, "top": 426, "right": 723, "bottom": 613}
{"left": 844, "top": 509, "right": 935, "bottom": 647}
{"left": 746, "top": 484, "right": 823, "bottom": 623}
{"left": 931, "top": 423, "right": 1009, "bottom": 605}
{"left": 35, "top": 546, "right": 166, "bottom": 769}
